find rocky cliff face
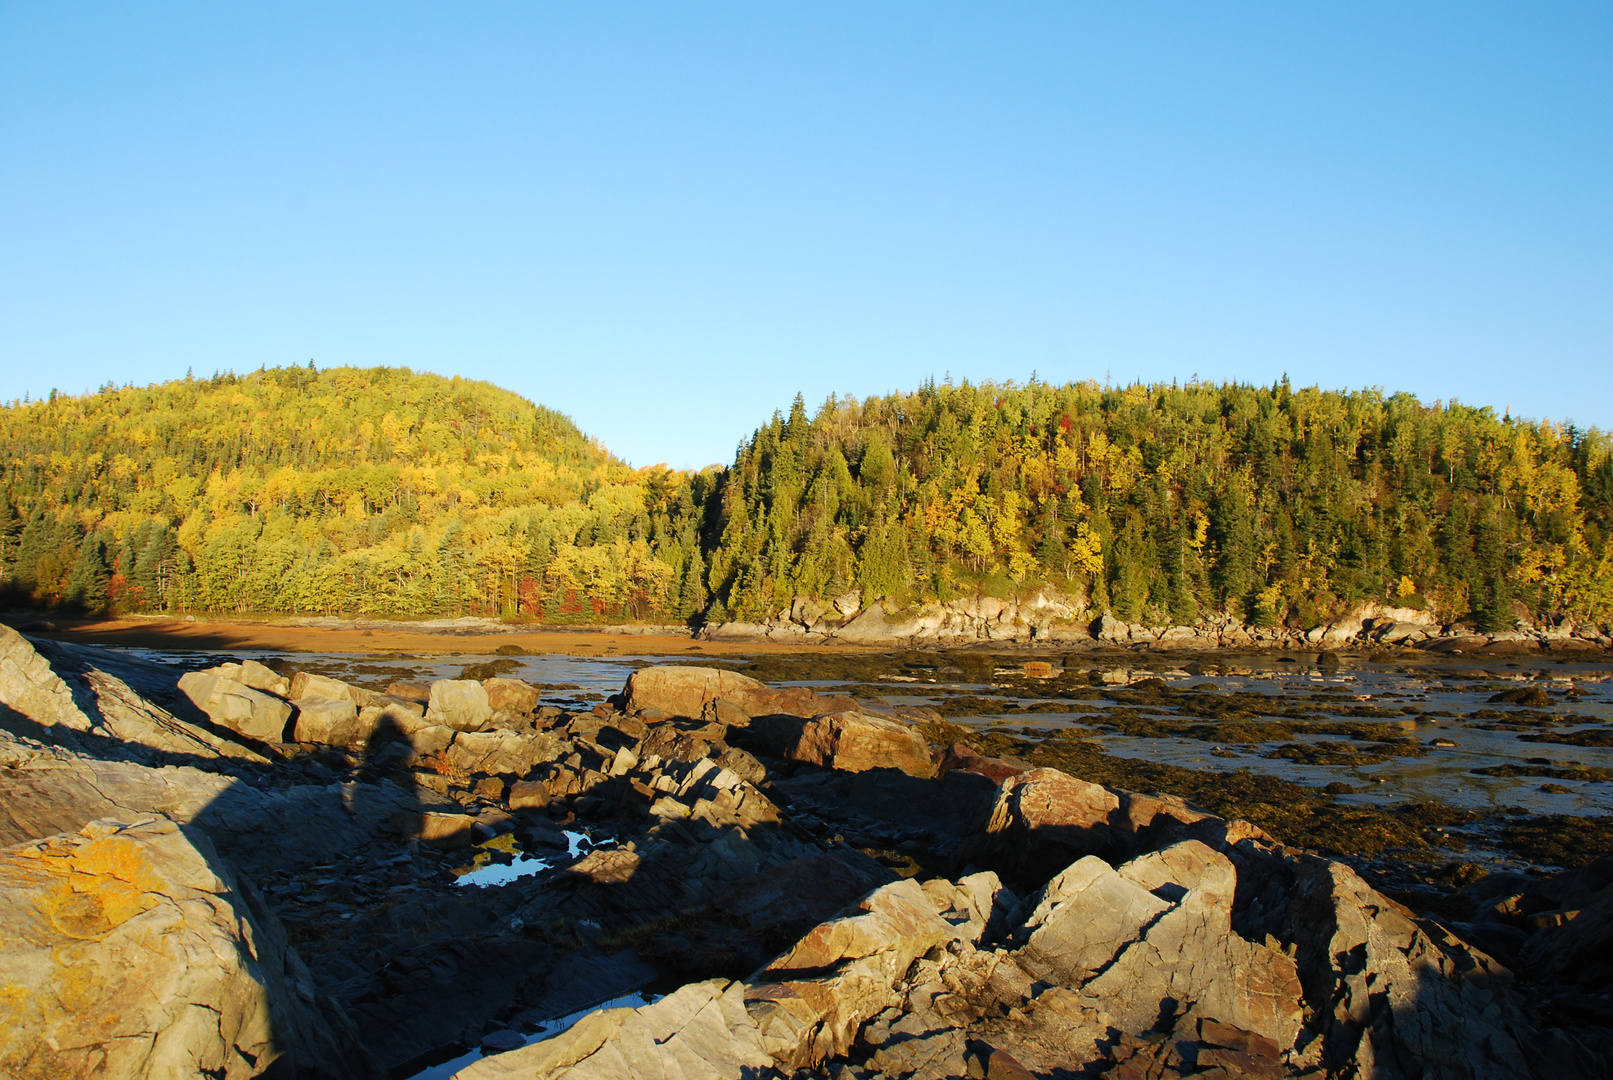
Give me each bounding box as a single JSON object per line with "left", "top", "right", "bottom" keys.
{"left": 699, "top": 589, "right": 1613, "bottom": 655}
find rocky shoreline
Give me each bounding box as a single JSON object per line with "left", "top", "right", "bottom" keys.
{"left": 2, "top": 624, "right": 1610, "bottom": 1078}
{"left": 700, "top": 589, "right": 1613, "bottom": 657}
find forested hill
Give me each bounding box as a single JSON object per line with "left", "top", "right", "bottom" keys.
{"left": 3, "top": 369, "right": 1611, "bottom": 631}
{"left": 706, "top": 380, "right": 1613, "bottom": 631}
{"left": 0, "top": 366, "right": 717, "bottom": 619}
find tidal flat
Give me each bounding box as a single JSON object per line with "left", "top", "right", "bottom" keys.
{"left": 111, "top": 641, "right": 1613, "bottom": 899}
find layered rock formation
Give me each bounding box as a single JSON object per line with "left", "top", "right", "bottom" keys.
{"left": 698, "top": 588, "right": 1613, "bottom": 654}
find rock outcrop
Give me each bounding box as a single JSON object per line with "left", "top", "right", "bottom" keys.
{"left": 2, "top": 629, "right": 267, "bottom": 764}
{"left": 960, "top": 767, "right": 1122, "bottom": 878}
{"left": 0, "top": 622, "right": 92, "bottom": 734}
{"left": 447, "top": 817, "right": 1532, "bottom": 1079}
{"left": 0, "top": 816, "right": 376, "bottom": 1079}
{"left": 455, "top": 979, "right": 775, "bottom": 1080}
{"left": 696, "top": 588, "right": 1613, "bottom": 654}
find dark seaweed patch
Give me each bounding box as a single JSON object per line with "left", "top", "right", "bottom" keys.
{"left": 1472, "top": 764, "right": 1613, "bottom": 783}
{"left": 1499, "top": 815, "right": 1613, "bottom": 868}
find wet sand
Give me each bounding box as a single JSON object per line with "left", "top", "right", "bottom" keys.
{"left": 11, "top": 615, "right": 870, "bottom": 658}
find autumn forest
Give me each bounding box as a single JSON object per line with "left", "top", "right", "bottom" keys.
{"left": 2, "top": 365, "right": 1610, "bottom": 632}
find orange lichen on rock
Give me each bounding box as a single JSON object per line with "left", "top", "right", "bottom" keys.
{"left": 0, "top": 816, "right": 368, "bottom": 1080}
{"left": 13, "top": 833, "right": 169, "bottom": 942}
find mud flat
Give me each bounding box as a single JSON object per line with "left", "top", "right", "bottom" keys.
{"left": 12, "top": 614, "right": 858, "bottom": 659}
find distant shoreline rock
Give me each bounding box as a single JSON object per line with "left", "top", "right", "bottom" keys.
{"left": 697, "top": 590, "right": 1613, "bottom": 655}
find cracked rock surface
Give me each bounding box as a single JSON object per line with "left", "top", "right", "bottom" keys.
{"left": 0, "top": 816, "right": 377, "bottom": 1079}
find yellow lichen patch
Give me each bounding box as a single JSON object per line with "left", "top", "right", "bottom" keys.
{"left": 47, "top": 953, "right": 112, "bottom": 1019}
{"left": 70, "top": 835, "right": 170, "bottom": 896}
{"left": 0, "top": 982, "right": 40, "bottom": 1041}
{"left": 15, "top": 835, "right": 167, "bottom": 942}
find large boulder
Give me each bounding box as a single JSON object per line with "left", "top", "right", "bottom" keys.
{"left": 745, "top": 877, "right": 958, "bottom": 1068}
{"left": 1017, "top": 855, "right": 1173, "bottom": 983}
{"left": 507, "top": 779, "right": 551, "bottom": 811}
{"left": 709, "top": 854, "right": 895, "bottom": 959}
{"left": 622, "top": 666, "right": 855, "bottom": 722}
{"left": 0, "top": 816, "right": 376, "bottom": 1079}
{"left": 237, "top": 659, "right": 291, "bottom": 697}
{"left": 358, "top": 696, "right": 427, "bottom": 732}
{"left": 389, "top": 810, "right": 477, "bottom": 850}
{"left": 626, "top": 666, "right": 761, "bottom": 718}
{"left": 778, "top": 711, "right": 935, "bottom": 777}
{"left": 392, "top": 724, "right": 456, "bottom": 765}
{"left": 833, "top": 603, "right": 902, "bottom": 645}
{"left": 427, "top": 679, "right": 494, "bottom": 731}
{"left": 1060, "top": 841, "right": 1305, "bottom": 1048}
{"left": 1378, "top": 621, "right": 1430, "bottom": 645}
{"left": 290, "top": 697, "right": 360, "bottom": 746}
{"left": 177, "top": 671, "right": 293, "bottom": 742}
{"left": 287, "top": 671, "right": 371, "bottom": 705}
{"left": 293, "top": 697, "right": 424, "bottom": 749}
{"left": 483, "top": 677, "right": 541, "bottom": 717}
{"left": 1237, "top": 847, "right": 1535, "bottom": 1077}
{"left": 445, "top": 730, "right": 567, "bottom": 778}
{"left": 960, "top": 768, "right": 1121, "bottom": 881}
{"left": 202, "top": 660, "right": 292, "bottom": 699}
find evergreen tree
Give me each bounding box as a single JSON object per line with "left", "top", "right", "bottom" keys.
{"left": 0, "top": 493, "right": 18, "bottom": 583}
{"left": 1472, "top": 507, "right": 1512, "bottom": 632}
{"left": 678, "top": 546, "right": 709, "bottom": 620}
{"left": 66, "top": 531, "right": 110, "bottom": 612}
{"left": 435, "top": 520, "right": 469, "bottom": 616}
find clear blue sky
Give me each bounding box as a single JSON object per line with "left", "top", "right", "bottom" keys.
{"left": 3, "top": 4, "right": 1608, "bottom": 469}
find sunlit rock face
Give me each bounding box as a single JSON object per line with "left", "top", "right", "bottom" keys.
{"left": 0, "top": 817, "right": 377, "bottom": 1080}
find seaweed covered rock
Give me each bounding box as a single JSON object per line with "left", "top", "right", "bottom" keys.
{"left": 0, "top": 816, "right": 377, "bottom": 1080}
